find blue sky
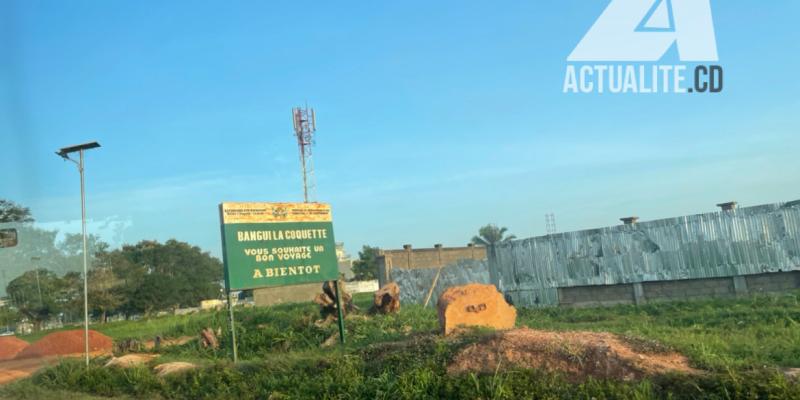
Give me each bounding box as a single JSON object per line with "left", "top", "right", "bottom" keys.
{"left": 2, "top": 0, "right": 799, "bottom": 258}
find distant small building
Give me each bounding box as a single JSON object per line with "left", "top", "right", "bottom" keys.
{"left": 376, "top": 244, "right": 487, "bottom": 288}
{"left": 15, "top": 321, "right": 33, "bottom": 335}
{"left": 253, "top": 242, "right": 355, "bottom": 307}
{"left": 336, "top": 242, "right": 354, "bottom": 280}
{"left": 200, "top": 299, "right": 225, "bottom": 310}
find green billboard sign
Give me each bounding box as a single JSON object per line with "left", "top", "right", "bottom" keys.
{"left": 219, "top": 202, "right": 340, "bottom": 290}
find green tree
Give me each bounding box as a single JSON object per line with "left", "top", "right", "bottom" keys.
{"left": 0, "top": 306, "right": 20, "bottom": 331}
{"left": 6, "top": 269, "right": 66, "bottom": 330}
{"left": 88, "top": 266, "right": 122, "bottom": 323}
{"left": 59, "top": 271, "right": 84, "bottom": 323}
{"left": 110, "top": 239, "right": 223, "bottom": 316}
{"left": 351, "top": 245, "right": 380, "bottom": 281}
{"left": 471, "top": 224, "right": 516, "bottom": 246}
{"left": 0, "top": 199, "right": 34, "bottom": 223}
{"left": 0, "top": 201, "right": 88, "bottom": 297}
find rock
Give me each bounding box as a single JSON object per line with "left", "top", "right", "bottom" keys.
{"left": 370, "top": 282, "right": 401, "bottom": 315}
{"left": 153, "top": 361, "right": 197, "bottom": 377}
{"left": 437, "top": 283, "right": 516, "bottom": 335}
{"left": 104, "top": 354, "right": 159, "bottom": 368}
{"left": 784, "top": 368, "right": 800, "bottom": 381}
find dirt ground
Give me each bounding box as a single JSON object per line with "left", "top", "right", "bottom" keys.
{"left": 0, "top": 351, "right": 109, "bottom": 385}
{"left": 16, "top": 330, "right": 112, "bottom": 359}
{"left": 0, "top": 337, "right": 29, "bottom": 361}
{"left": 449, "top": 328, "right": 698, "bottom": 381}
{"left": 0, "top": 356, "right": 59, "bottom": 385}
{"left": 0, "top": 334, "right": 193, "bottom": 386}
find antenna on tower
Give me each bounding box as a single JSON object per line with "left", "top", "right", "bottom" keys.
{"left": 545, "top": 213, "right": 557, "bottom": 234}
{"left": 292, "top": 106, "right": 317, "bottom": 203}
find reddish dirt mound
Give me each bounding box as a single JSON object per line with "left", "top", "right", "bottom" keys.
{"left": 15, "top": 330, "right": 112, "bottom": 359}
{"left": 448, "top": 328, "right": 697, "bottom": 381}
{"left": 0, "top": 337, "right": 29, "bottom": 361}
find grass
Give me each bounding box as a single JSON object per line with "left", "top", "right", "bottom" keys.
{"left": 2, "top": 291, "right": 798, "bottom": 399}
{"left": 19, "top": 312, "right": 228, "bottom": 343}
{"left": 19, "top": 293, "right": 376, "bottom": 343}
{"left": 516, "top": 293, "right": 800, "bottom": 371}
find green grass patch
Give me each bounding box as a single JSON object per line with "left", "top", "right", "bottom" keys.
{"left": 3, "top": 290, "right": 798, "bottom": 399}
{"left": 516, "top": 291, "right": 800, "bottom": 370}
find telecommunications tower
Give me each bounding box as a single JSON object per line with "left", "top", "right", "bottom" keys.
{"left": 545, "top": 213, "right": 557, "bottom": 234}
{"left": 292, "top": 106, "right": 317, "bottom": 203}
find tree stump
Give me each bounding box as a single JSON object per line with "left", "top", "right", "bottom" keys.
{"left": 200, "top": 327, "right": 219, "bottom": 349}
{"left": 370, "top": 282, "right": 401, "bottom": 314}
{"left": 313, "top": 279, "right": 357, "bottom": 319}
{"left": 113, "top": 338, "right": 143, "bottom": 355}
{"left": 437, "top": 283, "right": 516, "bottom": 335}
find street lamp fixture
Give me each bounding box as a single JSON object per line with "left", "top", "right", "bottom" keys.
{"left": 56, "top": 141, "right": 101, "bottom": 366}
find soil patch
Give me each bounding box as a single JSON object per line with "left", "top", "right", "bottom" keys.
{"left": 0, "top": 337, "right": 28, "bottom": 361}
{"left": 0, "top": 356, "right": 57, "bottom": 385}
{"left": 15, "top": 330, "right": 113, "bottom": 359}
{"left": 448, "top": 328, "right": 698, "bottom": 381}
{"left": 143, "top": 335, "right": 194, "bottom": 350}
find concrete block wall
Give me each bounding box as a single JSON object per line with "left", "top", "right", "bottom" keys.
{"left": 253, "top": 282, "right": 320, "bottom": 306}
{"left": 254, "top": 280, "right": 381, "bottom": 306}
{"left": 746, "top": 272, "right": 800, "bottom": 293}
{"left": 377, "top": 244, "right": 486, "bottom": 287}
{"left": 642, "top": 277, "right": 735, "bottom": 302}
{"left": 556, "top": 271, "right": 799, "bottom": 308}
{"left": 346, "top": 280, "right": 380, "bottom": 294}
{"left": 558, "top": 283, "right": 635, "bottom": 307}
{"left": 390, "top": 258, "right": 490, "bottom": 304}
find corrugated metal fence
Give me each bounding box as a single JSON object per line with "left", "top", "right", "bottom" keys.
{"left": 391, "top": 259, "right": 489, "bottom": 304}
{"left": 490, "top": 200, "right": 800, "bottom": 307}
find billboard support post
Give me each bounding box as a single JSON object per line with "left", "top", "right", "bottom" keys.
{"left": 226, "top": 287, "right": 238, "bottom": 363}
{"left": 333, "top": 280, "right": 345, "bottom": 344}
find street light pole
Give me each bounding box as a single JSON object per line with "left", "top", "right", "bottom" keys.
{"left": 79, "top": 149, "right": 89, "bottom": 366}
{"left": 57, "top": 141, "right": 100, "bottom": 367}
{"left": 31, "top": 257, "right": 43, "bottom": 307}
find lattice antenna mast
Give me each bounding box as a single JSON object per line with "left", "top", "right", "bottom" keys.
{"left": 545, "top": 213, "right": 557, "bottom": 234}
{"left": 292, "top": 106, "right": 317, "bottom": 203}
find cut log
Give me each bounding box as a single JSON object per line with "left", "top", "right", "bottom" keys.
{"left": 437, "top": 283, "right": 516, "bottom": 335}
{"left": 370, "top": 282, "right": 401, "bottom": 314}
{"left": 200, "top": 328, "right": 218, "bottom": 349}
{"left": 105, "top": 354, "right": 159, "bottom": 368}
{"left": 315, "top": 278, "right": 357, "bottom": 320}
{"left": 154, "top": 362, "right": 197, "bottom": 377}
{"left": 113, "top": 338, "right": 143, "bottom": 354}
{"left": 313, "top": 292, "right": 335, "bottom": 308}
